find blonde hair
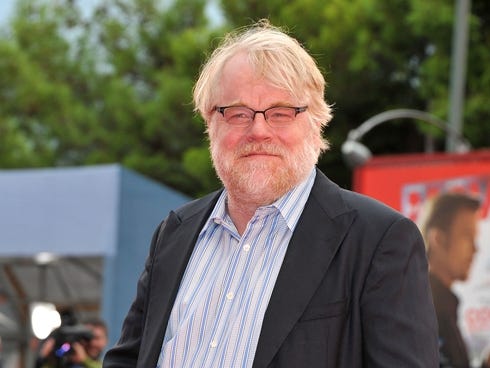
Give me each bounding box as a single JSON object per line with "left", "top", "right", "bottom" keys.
{"left": 193, "top": 20, "right": 333, "bottom": 151}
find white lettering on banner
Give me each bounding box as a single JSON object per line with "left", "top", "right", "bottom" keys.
{"left": 466, "top": 307, "right": 490, "bottom": 334}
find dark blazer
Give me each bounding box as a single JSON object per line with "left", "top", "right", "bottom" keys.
{"left": 103, "top": 169, "right": 439, "bottom": 367}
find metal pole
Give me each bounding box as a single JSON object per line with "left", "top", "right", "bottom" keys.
{"left": 447, "top": 0, "right": 471, "bottom": 152}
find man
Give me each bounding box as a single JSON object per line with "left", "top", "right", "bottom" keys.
{"left": 423, "top": 192, "right": 488, "bottom": 368}
{"left": 103, "top": 20, "right": 438, "bottom": 367}
{"left": 74, "top": 319, "right": 108, "bottom": 368}
{"left": 36, "top": 318, "right": 108, "bottom": 368}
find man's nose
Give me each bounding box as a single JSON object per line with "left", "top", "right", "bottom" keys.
{"left": 247, "top": 113, "right": 273, "bottom": 137}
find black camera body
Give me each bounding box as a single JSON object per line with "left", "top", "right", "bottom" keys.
{"left": 51, "top": 325, "right": 94, "bottom": 367}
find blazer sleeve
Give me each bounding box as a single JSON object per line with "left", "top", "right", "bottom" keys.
{"left": 102, "top": 221, "right": 164, "bottom": 368}
{"left": 360, "top": 217, "right": 439, "bottom": 367}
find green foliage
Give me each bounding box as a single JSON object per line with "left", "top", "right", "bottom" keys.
{"left": 222, "top": 0, "right": 490, "bottom": 187}
{"left": 0, "top": 0, "right": 221, "bottom": 196}
{"left": 0, "top": 0, "right": 488, "bottom": 196}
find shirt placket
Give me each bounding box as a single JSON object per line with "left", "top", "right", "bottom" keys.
{"left": 208, "top": 209, "right": 276, "bottom": 366}
{"left": 206, "top": 211, "right": 269, "bottom": 364}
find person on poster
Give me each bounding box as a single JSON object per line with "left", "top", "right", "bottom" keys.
{"left": 423, "top": 192, "right": 489, "bottom": 368}
{"left": 103, "top": 20, "right": 439, "bottom": 367}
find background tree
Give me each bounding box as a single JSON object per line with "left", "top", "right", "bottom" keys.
{"left": 223, "top": 0, "right": 490, "bottom": 186}
{"left": 0, "top": 0, "right": 222, "bottom": 196}
{"left": 0, "top": 0, "right": 488, "bottom": 197}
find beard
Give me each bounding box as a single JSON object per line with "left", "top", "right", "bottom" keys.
{"left": 210, "top": 134, "right": 320, "bottom": 206}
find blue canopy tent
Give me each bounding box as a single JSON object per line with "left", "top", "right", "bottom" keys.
{"left": 0, "top": 164, "right": 190, "bottom": 366}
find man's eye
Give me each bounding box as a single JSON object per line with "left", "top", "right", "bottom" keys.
{"left": 270, "top": 112, "right": 289, "bottom": 118}
{"left": 228, "top": 111, "right": 251, "bottom": 120}
{"left": 269, "top": 108, "right": 294, "bottom": 120}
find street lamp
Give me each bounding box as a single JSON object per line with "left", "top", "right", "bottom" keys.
{"left": 342, "top": 0, "right": 472, "bottom": 165}
{"left": 341, "top": 108, "right": 471, "bottom": 168}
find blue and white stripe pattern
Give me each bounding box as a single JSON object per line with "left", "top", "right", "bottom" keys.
{"left": 156, "top": 169, "right": 316, "bottom": 368}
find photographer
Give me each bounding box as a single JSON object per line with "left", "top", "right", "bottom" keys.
{"left": 35, "top": 318, "right": 107, "bottom": 368}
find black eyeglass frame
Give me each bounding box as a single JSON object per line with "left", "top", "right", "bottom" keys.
{"left": 214, "top": 105, "right": 308, "bottom": 126}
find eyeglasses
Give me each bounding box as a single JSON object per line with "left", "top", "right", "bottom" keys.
{"left": 214, "top": 105, "right": 308, "bottom": 127}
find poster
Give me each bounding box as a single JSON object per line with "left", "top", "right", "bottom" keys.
{"left": 353, "top": 149, "right": 490, "bottom": 366}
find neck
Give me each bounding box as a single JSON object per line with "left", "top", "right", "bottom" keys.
{"left": 429, "top": 264, "right": 454, "bottom": 289}
{"left": 226, "top": 193, "right": 275, "bottom": 235}
{"left": 224, "top": 171, "right": 311, "bottom": 234}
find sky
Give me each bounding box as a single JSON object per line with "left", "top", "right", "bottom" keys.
{"left": 0, "top": 0, "right": 223, "bottom": 28}
{"left": 0, "top": 0, "right": 103, "bottom": 26}
{"left": 0, "top": 0, "right": 14, "bottom": 25}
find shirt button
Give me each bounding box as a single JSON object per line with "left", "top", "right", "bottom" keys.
{"left": 243, "top": 243, "right": 251, "bottom": 252}
{"left": 210, "top": 340, "right": 218, "bottom": 348}
{"left": 226, "top": 292, "right": 234, "bottom": 300}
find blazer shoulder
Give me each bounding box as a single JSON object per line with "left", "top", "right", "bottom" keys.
{"left": 313, "top": 169, "right": 404, "bottom": 223}
{"left": 341, "top": 188, "right": 403, "bottom": 220}
{"left": 172, "top": 189, "right": 222, "bottom": 221}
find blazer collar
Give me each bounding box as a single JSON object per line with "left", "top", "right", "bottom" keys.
{"left": 252, "top": 169, "right": 357, "bottom": 368}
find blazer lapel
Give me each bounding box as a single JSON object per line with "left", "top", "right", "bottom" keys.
{"left": 138, "top": 192, "right": 220, "bottom": 367}
{"left": 252, "top": 171, "right": 356, "bottom": 368}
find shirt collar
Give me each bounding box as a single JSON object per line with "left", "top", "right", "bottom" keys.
{"left": 202, "top": 168, "right": 316, "bottom": 233}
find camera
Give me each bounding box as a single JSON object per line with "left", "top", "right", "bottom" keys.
{"left": 51, "top": 325, "right": 94, "bottom": 367}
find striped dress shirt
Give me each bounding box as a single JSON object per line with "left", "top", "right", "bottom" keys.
{"left": 156, "top": 169, "right": 316, "bottom": 368}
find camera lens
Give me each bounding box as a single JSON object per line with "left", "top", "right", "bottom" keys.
{"left": 55, "top": 342, "right": 71, "bottom": 357}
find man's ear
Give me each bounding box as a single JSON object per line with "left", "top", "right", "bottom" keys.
{"left": 427, "top": 228, "right": 448, "bottom": 254}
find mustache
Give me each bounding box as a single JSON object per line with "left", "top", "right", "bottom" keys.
{"left": 237, "top": 143, "right": 287, "bottom": 156}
